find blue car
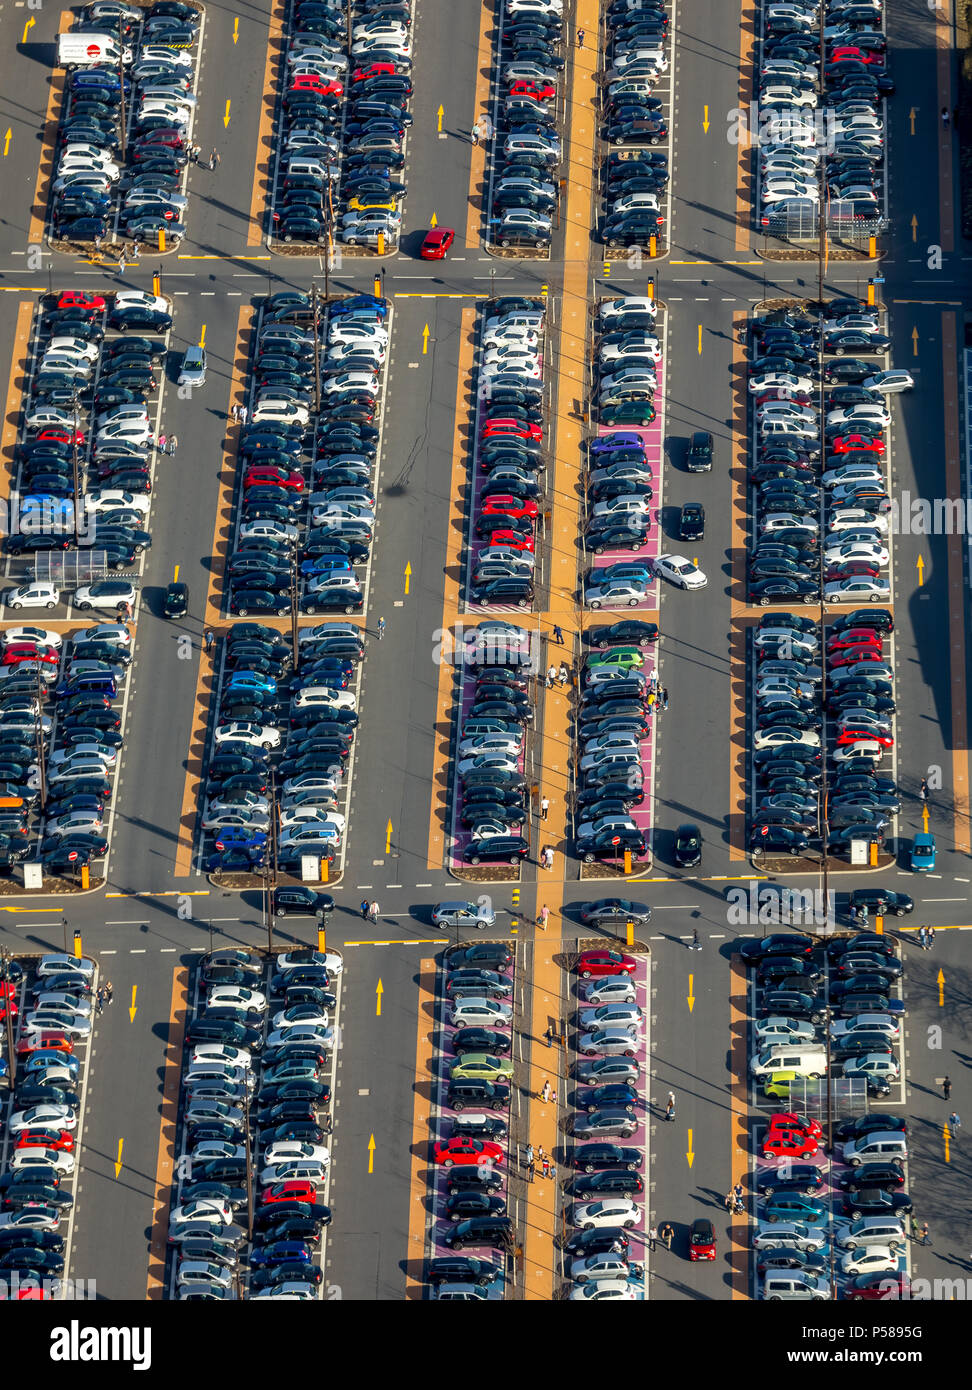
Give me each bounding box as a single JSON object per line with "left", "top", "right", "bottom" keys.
{"left": 213, "top": 828, "right": 267, "bottom": 855}
{"left": 300, "top": 556, "right": 354, "bottom": 578}
{"left": 761, "top": 1194, "right": 828, "bottom": 1225}
{"left": 910, "top": 832, "right": 936, "bottom": 872}
{"left": 328, "top": 294, "right": 388, "bottom": 320}
{"left": 72, "top": 68, "right": 132, "bottom": 92}
{"left": 589, "top": 433, "right": 647, "bottom": 453}
{"left": 600, "top": 562, "right": 653, "bottom": 586}
{"left": 225, "top": 672, "right": 277, "bottom": 695}
{"left": 249, "top": 1240, "right": 313, "bottom": 1268}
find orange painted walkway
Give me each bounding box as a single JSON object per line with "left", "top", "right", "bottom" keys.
{"left": 145, "top": 966, "right": 188, "bottom": 1298}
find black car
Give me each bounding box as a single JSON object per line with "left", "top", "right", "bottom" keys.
{"left": 739, "top": 933, "right": 814, "bottom": 965}
{"left": 451, "top": 1027, "right": 513, "bottom": 1058}
{"left": 572, "top": 1169, "right": 644, "bottom": 1200}
{"left": 587, "top": 620, "right": 658, "bottom": 650}
{"left": 757, "top": 1164, "right": 827, "bottom": 1198}
{"left": 843, "top": 1188, "right": 912, "bottom": 1220}
{"left": 672, "top": 823, "right": 702, "bottom": 868}
{"left": 678, "top": 503, "right": 705, "bottom": 541}
{"left": 426, "top": 1255, "right": 503, "bottom": 1286}
{"left": 271, "top": 886, "right": 335, "bottom": 917}
{"left": 846, "top": 888, "right": 912, "bottom": 918}
{"left": 564, "top": 1226, "right": 630, "bottom": 1258}
{"left": 838, "top": 1162, "right": 906, "bottom": 1194}
{"left": 572, "top": 1143, "right": 642, "bottom": 1173}
{"left": 442, "top": 1216, "right": 513, "bottom": 1250}
{"left": 447, "top": 1080, "right": 510, "bottom": 1112}
{"left": 461, "top": 834, "right": 529, "bottom": 866}
{"left": 446, "top": 942, "right": 514, "bottom": 971}
{"left": 757, "top": 991, "right": 826, "bottom": 1025}
{"left": 756, "top": 1246, "right": 827, "bottom": 1275}
{"left": 685, "top": 431, "right": 713, "bottom": 472}
{"left": 832, "top": 1112, "right": 907, "bottom": 1145}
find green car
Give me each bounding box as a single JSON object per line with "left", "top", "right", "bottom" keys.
{"left": 585, "top": 647, "right": 645, "bottom": 673}
{"left": 762, "top": 1193, "right": 828, "bottom": 1225}
{"left": 763, "top": 1070, "right": 799, "bottom": 1099}
{"left": 449, "top": 1052, "right": 515, "bottom": 1082}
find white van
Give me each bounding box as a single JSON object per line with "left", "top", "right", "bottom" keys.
{"left": 750, "top": 1045, "right": 826, "bottom": 1079}
{"left": 58, "top": 32, "right": 133, "bottom": 66}
{"left": 842, "top": 1132, "right": 908, "bottom": 1167}
{"left": 763, "top": 1273, "right": 830, "bottom": 1301}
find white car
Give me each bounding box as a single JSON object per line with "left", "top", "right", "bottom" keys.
{"left": 863, "top": 370, "right": 913, "bottom": 394}
{"left": 23, "top": 1012, "right": 91, "bottom": 1038}
{"left": 753, "top": 1016, "right": 817, "bottom": 1043}
{"left": 323, "top": 371, "right": 380, "bottom": 396}
{"left": 839, "top": 1245, "right": 899, "bottom": 1278}
{"left": 822, "top": 464, "right": 885, "bottom": 489}
{"left": 480, "top": 357, "right": 542, "bottom": 380}
{"left": 277, "top": 807, "right": 339, "bottom": 831}
{"left": 3, "top": 583, "right": 60, "bottom": 610}
{"left": 169, "top": 1200, "right": 234, "bottom": 1229}
{"left": 49, "top": 743, "right": 116, "bottom": 768}
{"left": 9, "top": 1104, "right": 77, "bottom": 1133}
{"left": 599, "top": 295, "right": 657, "bottom": 321}
{"left": 572, "top": 1199, "right": 641, "bottom": 1231}
{"left": 191, "top": 1044, "right": 253, "bottom": 1070}
{"left": 749, "top": 372, "right": 812, "bottom": 394}
{"left": 271, "top": 1007, "right": 329, "bottom": 1033}
{"left": 58, "top": 155, "right": 120, "bottom": 181}
{"left": 830, "top": 1014, "right": 899, "bottom": 1041}
{"left": 214, "top": 722, "right": 281, "bottom": 749}
{"left": 753, "top": 727, "right": 821, "bottom": 750}
{"left": 274, "top": 949, "right": 343, "bottom": 977}
{"left": 265, "top": 1025, "right": 334, "bottom": 1050}
{"left": 598, "top": 336, "right": 661, "bottom": 363}
{"left": 762, "top": 181, "right": 818, "bottom": 204}
{"left": 482, "top": 326, "right": 540, "bottom": 351}
{"left": 1, "top": 626, "right": 62, "bottom": 650}
{"left": 263, "top": 1141, "right": 330, "bottom": 1167}
{"left": 207, "top": 985, "right": 267, "bottom": 1012}
{"left": 114, "top": 290, "right": 168, "bottom": 313}
{"left": 238, "top": 520, "right": 299, "bottom": 544}
{"left": 45, "top": 811, "right": 104, "bottom": 837}
{"left": 578, "top": 1002, "right": 643, "bottom": 1032}
{"left": 82, "top": 622, "right": 132, "bottom": 646}
{"left": 827, "top": 405, "right": 891, "bottom": 429}
{"left": 450, "top": 998, "right": 513, "bottom": 1028}
{"left": 252, "top": 401, "right": 309, "bottom": 426}
{"left": 824, "top": 578, "right": 891, "bottom": 603}
{"left": 86, "top": 490, "right": 151, "bottom": 516}
{"left": 840, "top": 1053, "right": 900, "bottom": 1082}
{"left": 277, "top": 822, "right": 343, "bottom": 848}
{"left": 760, "top": 512, "right": 818, "bottom": 534}
{"left": 654, "top": 554, "right": 707, "bottom": 589}
{"left": 10, "top": 1147, "right": 75, "bottom": 1175}
{"left": 325, "top": 342, "right": 385, "bottom": 367}
{"left": 827, "top": 509, "right": 888, "bottom": 533}
{"left": 259, "top": 1159, "right": 329, "bottom": 1186}
{"left": 569, "top": 1278, "right": 644, "bottom": 1301}
{"left": 328, "top": 322, "right": 388, "bottom": 347}
{"left": 74, "top": 581, "right": 137, "bottom": 611}
{"left": 823, "top": 542, "right": 889, "bottom": 566}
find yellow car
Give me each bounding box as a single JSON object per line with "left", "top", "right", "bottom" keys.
{"left": 449, "top": 1052, "right": 515, "bottom": 1082}
{"left": 347, "top": 195, "right": 398, "bottom": 214}
{"left": 763, "top": 1070, "right": 799, "bottom": 1099}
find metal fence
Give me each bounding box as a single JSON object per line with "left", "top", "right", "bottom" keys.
{"left": 760, "top": 199, "right": 888, "bottom": 245}
{"left": 35, "top": 551, "right": 109, "bottom": 586}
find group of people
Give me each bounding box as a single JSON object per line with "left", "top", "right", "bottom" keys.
{"left": 95, "top": 981, "right": 113, "bottom": 1015}
{"left": 724, "top": 1183, "right": 745, "bottom": 1216}
{"left": 229, "top": 403, "right": 249, "bottom": 425}
{"left": 359, "top": 900, "right": 380, "bottom": 923}
{"left": 545, "top": 663, "right": 570, "bottom": 688}
{"left": 156, "top": 434, "right": 179, "bottom": 456}
{"left": 189, "top": 145, "right": 221, "bottom": 169}
{"left": 522, "top": 1143, "right": 552, "bottom": 1182}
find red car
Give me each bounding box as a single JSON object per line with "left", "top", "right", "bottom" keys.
{"left": 57, "top": 291, "right": 105, "bottom": 311}
{"left": 831, "top": 46, "right": 883, "bottom": 64}
{"left": 15, "top": 1129, "right": 75, "bottom": 1153}
{"left": 421, "top": 227, "right": 455, "bottom": 260}
{"left": 768, "top": 1112, "right": 823, "bottom": 1141}
{"left": 0, "top": 1000, "right": 18, "bottom": 1022}
{"left": 482, "top": 529, "right": 535, "bottom": 552}
{"left": 689, "top": 1218, "right": 716, "bottom": 1260}
{"left": 826, "top": 629, "right": 882, "bottom": 653}
{"left": 480, "top": 496, "right": 538, "bottom": 520}
{"left": 831, "top": 435, "right": 885, "bottom": 455}
{"left": 135, "top": 129, "right": 184, "bottom": 149}
{"left": 575, "top": 949, "right": 637, "bottom": 979}
{"left": 825, "top": 562, "right": 880, "bottom": 583}
{"left": 845, "top": 1272, "right": 910, "bottom": 1301}
{"left": 2, "top": 644, "right": 59, "bottom": 667}
{"left": 36, "top": 428, "right": 85, "bottom": 446}
{"left": 244, "top": 467, "right": 304, "bottom": 491}
{"left": 17, "top": 1032, "right": 73, "bottom": 1057}
{"left": 290, "top": 74, "right": 342, "bottom": 96}
{"left": 830, "top": 645, "right": 884, "bottom": 668}
{"left": 481, "top": 423, "right": 542, "bottom": 444}
{"left": 433, "top": 1137, "right": 505, "bottom": 1167}
{"left": 352, "top": 61, "right": 398, "bottom": 81}
{"left": 837, "top": 727, "right": 893, "bottom": 747}
{"left": 261, "top": 1180, "right": 318, "bottom": 1205}
{"left": 762, "top": 1128, "right": 820, "bottom": 1159}
{"left": 509, "top": 78, "right": 556, "bottom": 100}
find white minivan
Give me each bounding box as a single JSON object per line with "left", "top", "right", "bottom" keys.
{"left": 749, "top": 1045, "right": 827, "bottom": 1079}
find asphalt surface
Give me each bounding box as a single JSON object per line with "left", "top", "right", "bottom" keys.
{"left": 0, "top": 0, "right": 967, "bottom": 1307}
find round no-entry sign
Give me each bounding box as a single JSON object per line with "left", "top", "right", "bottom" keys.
{"left": 611, "top": 835, "right": 620, "bottom": 846}
{"left": 87, "top": 43, "right": 101, "bottom": 56}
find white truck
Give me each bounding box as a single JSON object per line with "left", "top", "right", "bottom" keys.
{"left": 57, "top": 33, "right": 133, "bottom": 67}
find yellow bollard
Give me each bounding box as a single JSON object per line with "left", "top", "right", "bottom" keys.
{"left": 158, "top": 229, "right": 166, "bottom": 253}
{"left": 867, "top": 279, "right": 875, "bottom": 306}
{"left": 80, "top": 866, "right": 89, "bottom": 891}
{"left": 647, "top": 278, "right": 655, "bottom": 300}
{"left": 626, "top": 919, "right": 634, "bottom": 946}
{"left": 649, "top": 233, "right": 657, "bottom": 258}
{"left": 869, "top": 842, "right": 878, "bottom": 866}
{"left": 317, "top": 925, "right": 327, "bottom": 953}
{"left": 153, "top": 272, "right": 161, "bottom": 298}
{"left": 73, "top": 928, "right": 83, "bottom": 958}
{"left": 875, "top": 914, "right": 884, "bottom": 936}
{"left": 868, "top": 234, "right": 876, "bottom": 259}
{"left": 373, "top": 274, "right": 382, "bottom": 299}
{"left": 321, "top": 857, "right": 329, "bottom": 883}
{"left": 377, "top": 230, "right": 385, "bottom": 255}
{"left": 623, "top": 848, "right": 632, "bottom": 874}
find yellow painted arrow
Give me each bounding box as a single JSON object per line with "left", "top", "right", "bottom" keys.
{"left": 702, "top": 105, "right": 710, "bottom": 133}
{"left": 911, "top": 214, "right": 918, "bottom": 243}
{"left": 912, "top": 325, "right": 919, "bottom": 355}
{"left": 937, "top": 967, "right": 946, "bottom": 1007}
{"left": 2, "top": 130, "right": 10, "bottom": 158}
{"left": 114, "top": 1138, "right": 123, "bottom": 1178}
{"left": 385, "top": 818, "right": 393, "bottom": 853}
{"left": 129, "top": 985, "right": 137, "bottom": 1023}
{"left": 233, "top": 17, "right": 239, "bottom": 43}
{"left": 422, "top": 323, "right": 430, "bottom": 354}
{"left": 437, "top": 104, "right": 444, "bottom": 134}
{"left": 430, "top": 212, "right": 438, "bottom": 227}
{"left": 199, "top": 324, "right": 206, "bottom": 350}
{"left": 945, "top": 1120, "right": 952, "bottom": 1163}
{"left": 21, "top": 17, "right": 34, "bottom": 44}
{"left": 223, "top": 100, "right": 231, "bottom": 128}
{"left": 686, "top": 1128, "right": 695, "bottom": 1168}
{"left": 697, "top": 324, "right": 702, "bottom": 355}
{"left": 922, "top": 803, "right": 930, "bottom": 832}
{"left": 687, "top": 973, "right": 695, "bottom": 1013}
{"left": 367, "top": 1133, "right": 376, "bottom": 1174}
{"left": 909, "top": 108, "right": 916, "bottom": 135}
{"left": 174, "top": 564, "right": 180, "bottom": 582}
{"left": 404, "top": 561, "right": 412, "bottom": 594}
{"left": 376, "top": 978, "right": 383, "bottom": 1016}
{"left": 916, "top": 553, "right": 924, "bottom": 585}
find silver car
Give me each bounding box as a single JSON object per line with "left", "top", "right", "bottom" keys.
{"left": 752, "top": 1220, "right": 829, "bottom": 1252}
{"left": 572, "top": 1108, "right": 638, "bottom": 1140}
{"left": 582, "top": 977, "right": 637, "bottom": 1006}
{"left": 578, "top": 1026, "right": 639, "bottom": 1057}
{"left": 574, "top": 1056, "right": 640, "bottom": 1085}
{"left": 578, "top": 1003, "right": 644, "bottom": 1032}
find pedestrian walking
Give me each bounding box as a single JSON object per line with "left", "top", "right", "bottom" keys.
{"left": 944, "top": 1075, "right": 952, "bottom": 1100}
{"left": 544, "top": 1024, "right": 553, "bottom": 1048}
{"left": 577, "top": 27, "right": 585, "bottom": 46}
{"left": 167, "top": 434, "right": 178, "bottom": 455}
{"left": 525, "top": 1142, "right": 534, "bottom": 1178}
{"left": 724, "top": 1191, "right": 734, "bottom": 1215}
{"left": 919, "top": 925, "right": 927, "bottom": 950}
{"left": 537, "top": 904, "right": 549, "bottom": 931}
{"left": 733, "top": 1182, "right": 743, "bottom": 1208}
{"left": 471, "top": 123, "right": 479, "bottom": 147}
{"left": 540, "top": 796, "right": 549, "bottom": 820}
{"left": 360, "top": 899, "right": 369, "bottom": 919}
{"left": 542, "top": 846, "right": 554, "bottom": 870}
{"left": 230, "top": 403, "right": 240, "bottom": 422}
{"left": 118, "top": 255, "right": 127, "bottom": 276}
{"left": 536, "top": 1144, "right": 545, "bottom": 1169}
{"left": 540, "top": 1079, "right": 551, "bottom": 1103}
{"left": 204, "top": 630, "right": 215, "bottom": 654}
{"left": 660, "top": 1221, "right": 674, "bottom": 1250}
{"left": 369, "top": 900, "right": 380, "bottom": 924}
{"left": 104, "top": 981, "right": 113, "bottom": 1003}
{"left": 920, "top": 777, "right": 929, "bottom": 801}
{"left": 95, "top": 988, "right": 104, "bottom": 1016}
{"left": 377, "top": 616, "right": 386, "bottom": 640}
{"left": 542, "top": 1156, "right": 551, "bottom": 1179}
{"left": 158, "top": 433, "right": 167, "bottom": 455}
{"left": 546, "top": 664, "right": 556, "bottom": 688}
{"left": 661, "top": 686, "right": 669, "bottom": 710}
{"left": 558, "top": 662, "right": 568, "bottom": 686}
{"left": 910, "top": 1215, "right": 920, "bottom": 1241}
{"left": 552, "top": 625, "right": 564, "bottom": 645}
{"left": 688, "top": 928, "right": 702, "bottom": 951}
{"left": 647, "top": 1225, "right": 658, "bottom": 1252}
{"left": 238, "top": 405, "right": 248, "bottom": 425}
{"left": 210, "top": 148, "right": 220, "bottom": 168}
{"left": 942, "top": 106, "right": 951, "bottom": 127}
{"left": 928, "top": 926, "right": 936, "bottom": 949}
{"left": 949, "top": 1111, "right": 961, "bottom": 1133}
{"left": 920, "top": 1221, "right": 930, "bottom": 1246}
{"left": 665, "top": 1100, "right": 675, "bottom": 1121}
{"left": 647, "top": 690, "right": 656, "bottom": 711}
